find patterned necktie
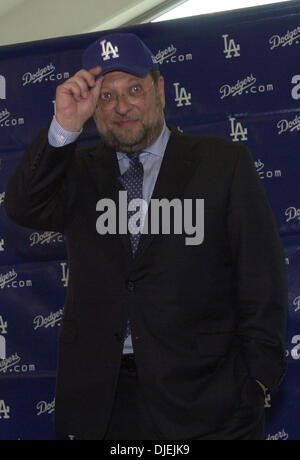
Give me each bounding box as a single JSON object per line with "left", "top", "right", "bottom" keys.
{"left": 118, "top": 151, "right": 144, "bottom": 256}
{"left": 118, "top": 152, "right": 144, "bottom": 340}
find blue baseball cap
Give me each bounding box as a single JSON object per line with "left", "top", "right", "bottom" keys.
{"left": 82, "top": 33, "right": 159, "bottom": 78}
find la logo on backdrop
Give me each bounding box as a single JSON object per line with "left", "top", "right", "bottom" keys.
{"left": 229, "top": 117, "right": 248, "bottom": 142}
{"left": 222, "top": 34, "right": 241, "bottom": 59}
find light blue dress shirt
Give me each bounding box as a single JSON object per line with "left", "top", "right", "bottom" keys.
{"left": 48, "top": 117, "right": 171, "bottom": 354}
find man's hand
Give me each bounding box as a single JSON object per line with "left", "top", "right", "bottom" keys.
{"left": 55, "top": 66, "right": 103, "bottom": 132}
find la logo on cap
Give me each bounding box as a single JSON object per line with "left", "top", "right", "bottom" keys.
{"left": 100, "top": 39, "right": 120, "bottom": 61}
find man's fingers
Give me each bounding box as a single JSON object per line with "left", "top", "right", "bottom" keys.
{"left": 89, "top": 66, "right": 102, "bottom": 77}
{"left": 67, "top": 77, "right": 90, "bottom": 99}
{"left": 91, "top": 75, "right": 104, "bottom": 99}
{"left": 59, "top": 80, "right": 84, "bottom": 102}
{"left": 60, "top": 69, "right": 102, "bottom": 100}
{"left": 73, "top": 67, "right": 102, "bottom": 89}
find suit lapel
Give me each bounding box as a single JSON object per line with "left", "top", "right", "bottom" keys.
{"left": 132, "top": 129, "right": 205, "bottom": 262}
{"left": 86, "top": 143, "right": 132, "bottom": 257}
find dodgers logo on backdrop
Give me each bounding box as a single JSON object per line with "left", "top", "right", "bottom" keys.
{"left": 0, "top": 107, "right": 25, "bottom": 129}
{"left": 29, "top": 231, "right": 64, "bottom": 247}
{"left": 285, "top": 206, "right": 300, "bottom": 223}
{"left": 0, "top": 268, "right": 32, "bottom": 289}
{"left": 153, "top": 44, "right": 193, "bottom": 65}
{"left": 229, "top": 117, "right": 247, "bottom": 142}
{"left": 222, "top": 34, "right": 241, "bottom": 59}
{"left": 0, "top": 75, "right": 6, "bottom": 100}
{"left": 36, "top": 398, "right": 55, "bottom": 416}
{"left": 22, "top": 63, "right": 70, "bottom": 87}
{"left": 0, "top": 352, "right": 36, "bottom": 375}
{"left": 154, "top": 44, "right": 177, "bottom": 64}
{"left": 22, "top": 63, "right": 54, "bottom": 86}
{"left": 266, "top": 429, "right": 289, "bottom": 441}
{"left": 293, "top": 296, "right": 300, "bottom": 313}
{"left": 220, "top": 74, "right": 274, "bottom": 99}
{"left": 0, "top": 353, "right": 21, "bottom": 373}
{"left": 255, "top": 159, "right": 282, "bottom": 180}
{"left": 22, "top": 62, "right": 70, "bottom": 86}
{"left": 220, "top": 74, "right": 256, "bottom": 98}
{"left": 0, "top": 108, "right": 10, "bottom": 125}
{"left": 269, "top": 26, "right": 300, "bottom": 50}
{"left": 277, "top": 114, "right": 300, "bottom": 134}
{"left": 33, "top": 309, "right": 63, "bottom": 330}
{"left": 100, "top": 39, "right": 119, "bottom": 61}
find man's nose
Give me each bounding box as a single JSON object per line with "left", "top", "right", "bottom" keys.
{"left": 114, "top": 93, "right": 132, "bottom": 115}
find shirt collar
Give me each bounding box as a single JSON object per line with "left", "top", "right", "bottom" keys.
{"left": 117, "top": 121, "right": 170, "bottom": 161}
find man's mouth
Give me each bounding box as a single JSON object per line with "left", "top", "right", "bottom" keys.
{"left": 115, "top": 119, "right": 139, "bottom": 128}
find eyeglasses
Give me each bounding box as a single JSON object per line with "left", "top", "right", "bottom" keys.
{"left": 97, "top": 81, "right": 154, "bottom": 110}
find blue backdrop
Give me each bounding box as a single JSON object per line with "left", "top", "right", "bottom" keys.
{"left": 0, "top": 0, "right": 299, "bottom": 440}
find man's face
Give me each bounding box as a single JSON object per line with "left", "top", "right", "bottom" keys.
{"left": 93, "top": 70, "right": 165, "bottom": 153}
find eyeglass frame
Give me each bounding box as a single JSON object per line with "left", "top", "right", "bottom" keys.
{"left": 96, "top": 79, "right": 155, "bottom": 111}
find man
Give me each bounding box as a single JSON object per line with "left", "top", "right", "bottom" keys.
{"left": 4, "top": 33, "right": 288, "bottom": 440}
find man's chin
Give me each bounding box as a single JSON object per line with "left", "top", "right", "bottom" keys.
{"left": 102, "top": 129, "right": 148, "bottom": 153}
{"left": 98, "top": 117, "right": 164, "bottom": 153}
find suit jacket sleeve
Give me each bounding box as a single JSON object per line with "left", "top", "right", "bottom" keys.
{"left": 227, "top": 144, "right": 288, "bottom": 394}
{"left": 4, "top": 125, "right": 77, "bottom": 233}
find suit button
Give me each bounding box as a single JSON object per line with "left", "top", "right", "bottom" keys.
{"left": 126, "top": 280, "right": 135, "bottom": 291}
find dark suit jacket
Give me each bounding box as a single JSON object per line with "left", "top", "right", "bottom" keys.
{"left": 4, "top": 126, "right": 288, "bottom": 440}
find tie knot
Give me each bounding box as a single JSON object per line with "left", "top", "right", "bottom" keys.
{"left": 126, "top": 151, "right": 141, "bottom": 161}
